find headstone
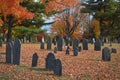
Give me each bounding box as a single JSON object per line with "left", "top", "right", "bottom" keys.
{"left": 73, "top": 47, "right": 79, "bottom": 56}
{"left": 0, "top": 40, "right": 2, "bottom": 47}
{"left": 53, "top": 59, "right": 62, "bottom": 76}
{"left": 13, "top": 39, "right": 21, "bottom": 65}
{"left": 102, "top": 47, "right": 111, "bottom": 61}
{"left": 66, "top": 46, "right": 70, "bottom": 55}
{"left": 118, "top": 37, "right": 120, "bottom": 43}
{"left": 54, "top": 47, "right": 57, "bottom": 53}
{"left": 94, "top": 39, "right": 101, "bottom": 51}
{"left": 47, "top": 36, "right": 52, "bottom": 50}
{"left": 82, "top": 39, "right": 88, "bottom": 50}
{"left": 73, "top": 38, "right": 79, "bottom": 50}
{"left": 40, "top": 42, "right": 44, "bottom": 49}
{"left": 32, "top": 53, "right": 38, "bottom": 67}
{"left": 111, "top": 48, "right": 117, "bottom": 53}
{"left": 57, "top": 37, "right": 63, "bottom": 51}
{"left": 6, "top": 42, "right": 13, "bottom": 63}
{"left": 78, "top": 46, "right": 82, "bottom": 52}
{"left": 45, "top": 52, "right": 56, "bottom": 70}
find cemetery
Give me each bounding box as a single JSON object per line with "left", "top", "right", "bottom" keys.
{"left": 0, "top": 0, "right": 120, "bottom": 80}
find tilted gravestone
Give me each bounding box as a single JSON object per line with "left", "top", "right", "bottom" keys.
{"left": 53, "top": 59, "right": 62, "bottom": 76}
{"left": 45, "top": 52, "right": 56, "bottom": 70}
{"left": 94, "top": 39, "right": 101, "bottom": 51}
{"left": 47, "top": 36, "right": 52, "bottom": 50}
{"left": 0, "top": 39, "right": 2, "bottom": 47}
{"left": 82, "top": 39, "right": 88, "bottom": 50}
{"left": 57, "top": 37, "right": 63, "bottom": 51}
{"left": 40, "top": 42, "right": 44, "bottom": 49}
{"left": 102, "top": 47, "right": 111, "bottom": 61}
{"left": 111, "top": 48, "right": 117, "bottom": 53}
{"left": 73, "top": 47, "right": 79, "bottom": 56}
{"left": 13, "top": 39, "right": 21, "bottom": 65}
{"left": 54, "top": 47, "right": 57, "bottom": 54}
{"left": 6, "top": 42, "right": 13, "bottom": 63}
{"left": 73, "top": 38, "right": 79, "bottom": 50}
{"left": 32, "top": 53, "right": 38, "bottom": 67}
{"left": 66, "top": 46, "right": 70, "bottom": 55}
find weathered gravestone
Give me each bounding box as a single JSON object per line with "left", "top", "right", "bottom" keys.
{"left": 0, "top": 40, "right": 2, "bottom": 47}
{"left": 40, "top": 42, "right": 44, "bottom": 49}
{"left": 82, "top": 39, "right": 88, "bottom": 50}
{"left": 57, "top": 37, "right": 63, "bottom": 51}
{"left": 45, "top": 52, "right": 56, "bottom": 70}
{"left": 66, "top": 46, "right": 70, "bottom": 55}
{"left": 54, "top": 47, "right": 57, "bottom": 54}
{"left": 111, "top": 48, "right": 117, "bottom": 53}
{"left": 47, "top": 36, "right": 52, "bottom": 50}
{"left": 32, "top": 53, "right": 38, "bottom": 67}
{"left": 6, "top": 42, "right": 13, "bottom": 63}
{"left": 13, "top": 39, "right": 21, "bottom": 65}
{"left": 94, "top": 39, "right": 101, "bottom": 51}
{"left": 73, "top": 47, "right": 79, "bottom": 56}
{"left": 53, "top": 59, "right": 62, "bottom": 76}
{"left": 73, "top": 38, "right": 79, "bottom": 50}
{"left": 102, "top": 47, "right": 111, "bottom": 61}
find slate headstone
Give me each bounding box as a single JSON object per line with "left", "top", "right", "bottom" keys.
{"left": 102, "top": 47, "right": 111, "bottom": 61}
{"left": 94, "top": 39, "right": 101, "bottom": 51}
{"left": 32, "top": 53, "right": 38, "bottom": 67}
{"left": 40, "top": 42, "right": 44, "bottom": 49}
{"left": 73, "top": 38, "right": 79, "bottom": 50}
{"left": 13, "top": 39, "right": 21, "bottom": 65}
{"left": 47, "top": 36, "right": 52, "bottom": 50}
{"left": 82, "top": 39, "right": 88, "bottom": 50}
{"left": 57, "top": 37, "right": 63, "bottom": 51}
{"left": 6, "top": 42, "right": 13, "bottom": 63}
{"left": 66, "top": 46, "right": 70, "bottom": 55}
{"left": 54, "top": 47, "right": 57, "bottom": 54}
{"left": 111, "top": 48, "right": 117, "bottom": 53}
{"left": 45, "top": 52, "right": 56, "bottom": 70}
{"left": 73, "top": 47, "right": 79, "bottom": 56}
{"left": 53, "top": 59, "right": 62, "bottom": 76}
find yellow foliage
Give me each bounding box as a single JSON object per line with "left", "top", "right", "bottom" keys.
{"left": 92, "top": 19, "right": 100, "bottom": 39}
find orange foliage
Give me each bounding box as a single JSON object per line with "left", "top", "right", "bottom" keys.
{"left": 51, "top": 18, "right": 82, "bottom": 39}
{"left": 41, "top": 0, "right": 79, "bottom": 13}
{"left": 0, "top": 0, "right": 34, "bottom": 24}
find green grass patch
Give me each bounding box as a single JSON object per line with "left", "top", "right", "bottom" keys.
{"left": 0, "top": 72, "right": 15, "bottom": 80}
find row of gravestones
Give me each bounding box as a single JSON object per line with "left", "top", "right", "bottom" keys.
{"left": 41, "top": 36, "right": 120, "bottom": 53}
{"left": 41, "top": 37, "right": 63, "bottom": 51}
{"left": 32, "top": 52, "right": 62, "bottom": 76}
{"left": 6, "top": 39, "right": 21, "bottom": 65}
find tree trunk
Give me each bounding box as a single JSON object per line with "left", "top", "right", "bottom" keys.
{"left": 7, "top": 15, "right": 13, "bottom": 42}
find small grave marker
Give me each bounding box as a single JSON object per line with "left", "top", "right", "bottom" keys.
{"left": 32, "top": 53, "right": 38, "bottom": 67}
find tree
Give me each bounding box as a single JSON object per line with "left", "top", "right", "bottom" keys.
{"left": 0, "top": 0, "right": 34, "bottom": 41}
{"left": 51, "top": 18, "right": 82, "bottom": 39}
{"left": 41, "top": 0, "right": 88, "bottom": 46}
{"left": 81, "top": 0, "right": 119, "bottom": 39}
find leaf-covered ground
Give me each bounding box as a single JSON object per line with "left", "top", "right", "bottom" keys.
{"left": 0, "top": 43, "right": 120, "bottom": 80}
